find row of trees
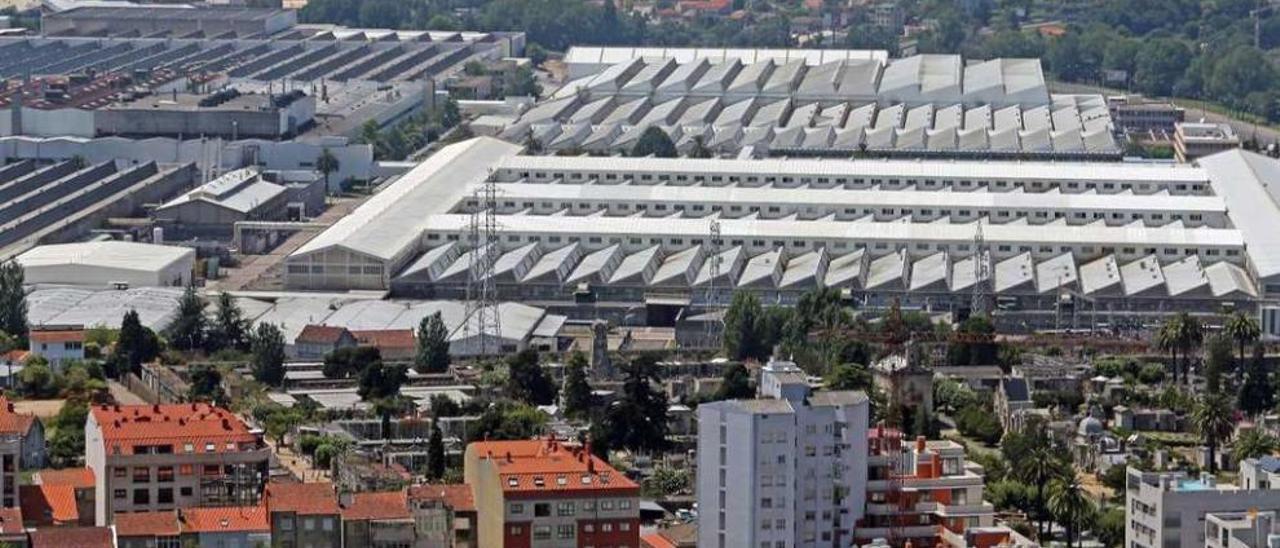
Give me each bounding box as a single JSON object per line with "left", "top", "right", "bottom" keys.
{"left": 163, "top": 288, "right": 288, "bottom": 388}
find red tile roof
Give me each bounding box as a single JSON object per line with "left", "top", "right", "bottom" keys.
{"left": 297, "top": 324, "right": 351, "bottom": 344}
{"left": 20, "top": 484, "right": 78, "bottom": 525}
{"left": 0, "top": 397, "right": 36, "bottom": 436}
{"left": 471, "top": 438, "right": 639, "bottom": 494}
{"left": 1, "top": 350, "right": 29, "bottom": 364}
{"left": 89, "top": 403, "right": 258, "bottom": 455}
{"left": 642, "top": 532, "right": 679, "bottom": 548}
{"left": 0, "top": 508, "right": 22, "bottom": 535}
{"left": 181, "top": 505, "right": 269, "bottom": 533}
{"left": 114, "top": 510, "right": 181, "bottom": 537}
{"left": 352, "top": 329, "right": 416, "bottom": 350}
{"left": 265, "top": 482, "right": 341, "bottom": 515}
{"left": 408, "top": 484, "right": 475, "bottom": 512}
{"left": 37, "top": 467, "right": 95, "bottom": 489}
{"left": 340, "top": 490, "right": 410, "bottom": 521}
{"left": 29, "top": 526, "right": 113, "bottom": 548}
{"left": 30, "top": 330, "right": 84, "bottom": 343}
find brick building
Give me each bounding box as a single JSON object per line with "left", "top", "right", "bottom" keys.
{"left": 84, "top": 403, "right": 270, "bottom": 525}
{"left": 465, "top": 438, "right": 640, "bottom": 548}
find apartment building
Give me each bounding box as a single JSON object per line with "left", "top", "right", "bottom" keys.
{"left": 1126, "top": 467, "right": 1280, "bottom": 547}
{"left": 85, "top": 403, "right": 270, "bottom": 526}
{"left": 264, "top": 482, "right": 342, "bottom": 548}
{"left": 0, "top": 397, "right": 43, "bottom": 507}
{"left": 696, "top": 359, "right": 870, "bottom": 548}
{"left": 1205, "top": 510, "right": 1280, "bottom": 548}
{"left": 859, "top": 429, "right": 1026, "bottom": 547}
{"left": 464, "top": 438, "right": 640, "bottom": 548}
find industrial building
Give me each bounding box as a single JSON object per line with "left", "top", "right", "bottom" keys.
{"left": 17, "top": 241, "right": 195, "bottom": 288}
{"left": 42, "top": 6, "right": 298, "bottom": 39}
{"left": 26, "top": 286, "right": 183, "bottom": 331}
{"left": 96, "top": 89, "right": 316, "bottom": 140}
{"left": 285, "top": 136, "right": 1279, "bottom": 326}
{"left": 493, "top": 47, "right": 1118, "bottom": 159}
{"left": 0, "top": 159, "right": 196, "bottom": 258}
{"left": 153, "top": 167, "right": 325, "bottom": 241}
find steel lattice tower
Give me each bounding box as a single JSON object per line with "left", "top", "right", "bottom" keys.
{"left": 971, "top": 219, "right": 990, "bottom": 316}
{"left": 704, "top": 219, "right": 723, "bottom": 346}
{"left": 464, "top": 175, "right": 501, "bottom": 355}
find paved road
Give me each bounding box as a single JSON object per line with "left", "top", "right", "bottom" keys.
{"left": 209, "top": 196, "right": 365, "bottom": 292}
{"left": 109, "top": 380, "right": 147, "bottom": 405}
{"left": 1049, "top": 80, "right": 1280, "bottom": 146}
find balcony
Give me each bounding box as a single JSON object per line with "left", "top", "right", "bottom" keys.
{"left": 854, "top": 525, "right": 939, "bottom": 540}
{"left": 935, "top": 501, "right": 996, "bottom": 518}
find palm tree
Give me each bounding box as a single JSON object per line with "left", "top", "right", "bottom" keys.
{"left": 1156, "top": 319, "right": 1181, "bottom": 385}
{"left": 1017, "top": 444, "right": 1064, "bottom": 540}
{"left": 1193, "top": 392, "right": 1235, "bottom": 474}
{"left": 315, "top": 148, "right": 340, "bottom": 193}
{"left": 1232, "top": 429, "right": 1278, "bottom": 463}
{"left": 1048, "top": 476, "right": 1095, "bottom": 548}
{"left": 1224, "top": 312, "right": 1261, "bottom": 384}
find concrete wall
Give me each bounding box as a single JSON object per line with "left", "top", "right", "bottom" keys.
{"left": 0, "top": 136, "right": 374, "bottom": 184}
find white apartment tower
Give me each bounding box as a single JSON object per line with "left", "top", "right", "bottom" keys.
{"left": 697, "top": 359, "right": 870, "bottom": 548}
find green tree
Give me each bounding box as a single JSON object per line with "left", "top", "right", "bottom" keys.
{"left": 825, "top": 362, "right": 872, "bottom": 391}
{"left": 323, "top": 346, "right": 380, "bottom": 379}
{"left": 1097, "top": 505, "right": 1126, "bottom": 548}
{"left": 604, "top": 356, "right": 668, "bottom": 453}
{"left": 427, "top": 421, "right": 446, "bottom": 480}
{"left": 713, "top": 363, "right": 753, "bottom": 400}
{"left": 723, "top": 291, "right": 766, "bottom": 361}
{"left": 1224, "top": 311, "right": 1261, "bottom": 384}
{"left": 1232, "top": 429, "right": 1278, "bottom": 462}
{"left": 1100, "top": 465, "right": 1129, "bottom": 493}
{"left": 947, "top": 314, "right": 997, "bottom": 366}
{"left": 210, "top": 292, "right": 249, "bottom": 352}
{"left": 316, "top": 148, "right": 340, "bottom": 192}
{"left": 414, "top": 312, "right": 451, "bottom": 374}
{"left": 1203, "top": 334, "right": 1232, "bottom": 394}
{"left": 1193, "top": 392, "right": 1235, "bottom": 474}
{"left": 1157, "top": 313, "right": 1202, "bottom": 386}
{"left": 112, "top": 309, "right": 160, "bottom": 377}
{"left": 314, "top": 443, "right": 340, "bottom": 469}
{"left": 1048, "top": 477, "right": 1095, "bottom": 548}
{"left": 0, "top": 259, "right": 26, "bottom": 347}
{"left": 250, "top": 323, "right": 286, "bottom": 387}
{"left": 506, "top": 349, "right": 558, "bottom": 405}
{"left": 358, "top": 361, "right": 408, "bottom": 401}
{"left": 1133, "top": 38, "right": 1191, "bottom": 96}
{"left": 933, "top": 377, "right": 978, "bottom": 414}
{"left": 47, "top": 398, "right": 88, "bottom": 467}
{"left": 955, "top": 404, "right": 1003, "bottom": 444}
{"left": 629, "top": 127, "right": 677, "bottom": 158}
{"left": 429, "top": 394, "right": 462, "bottom": 418}
{"left": 168, "top": 285, "right": 207, "bottom": 352}
{"left": 562, "top": 351, "right": 594, "bottom": 419}
{"left": 468, "top": 401, "right": 547, "bottom": 441}
{"left": 1238, "top": 344, "right": 1274, "bottom": 416}
{"left": 1017, "top": 443, "right": 1066, "bottom": 539}
{"left": 17, "top": 359, "right": 56, "bottom": 398}
{"left": 187, "top": 363, "right": 226, "bottom": 405}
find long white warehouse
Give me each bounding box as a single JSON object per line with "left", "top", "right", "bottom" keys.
{"left": 286, "top": 137, "right": 1280, "bottom": 319}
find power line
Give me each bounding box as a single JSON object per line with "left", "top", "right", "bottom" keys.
{"left": 704, "top": 218, "right": 723, "bottom": 348}
{"left": 464, "top": 173, "right": 501, "bottom": 355}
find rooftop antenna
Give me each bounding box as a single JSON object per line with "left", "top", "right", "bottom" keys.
{"left": 464, "top": 171, "right": 501, "bottom": 356}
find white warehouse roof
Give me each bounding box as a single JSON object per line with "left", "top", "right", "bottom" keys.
{"left": 17, "top": 241, "right": 195, "bottom": 288}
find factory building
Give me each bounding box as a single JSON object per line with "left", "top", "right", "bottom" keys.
{"left": 0, "top": 159, "right": 196, "bottom": 258}
{"left": 17, "top": 241, "right": 195, "bottom": 288}
{"left": 42, "top": 6, "right": 298, "bottom": 39}
{"left": 96, "top": 89, "right": 316, "bottom": 140}
{"left": 153, "top": 167, "right": 325, "bottom": 241}
{"left": 286, "top": 137, "right": 1280, "bottom": 325}
{"left": 495, "top": 47, "right": 1117, "bottom": 159}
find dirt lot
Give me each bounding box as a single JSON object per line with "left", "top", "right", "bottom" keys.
{"left": 12, "top": 399, "right": 66, "bottom": 421}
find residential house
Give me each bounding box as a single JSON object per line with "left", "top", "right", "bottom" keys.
{"left": 264, "top": 482, "right": 342, "bottom": 548}
{"left": 294, "top": 325, "right": 357, "bottom": 360}
{"left": 352, "top": 329, "right": 416, "bottom": 362}
{"left": 340, "top": 490, "right": 415, "bottom": 548}
{"left": 22, "top": 468, "right": 95, "bottom": 526}
{"left": 993, "top": 377, "right": 1033, "bottom": 433}
{"left": 408, "top": 484, "right": 477, "bottom": 548}
{"left": 28, "top": 327, "right": 85, "bottom": 368}
{"left": 115, "top": 506, "right": 271, "bottom": 548}
{"left": 28, "top": 526, "right": 113, "bottom": 548}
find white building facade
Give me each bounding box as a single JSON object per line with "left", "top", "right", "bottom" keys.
{"left": 1126, "top": 466, "right": 1280, "bottom": 548}
{"left": 696, "top": 360, "right": 869, "bottom": 548}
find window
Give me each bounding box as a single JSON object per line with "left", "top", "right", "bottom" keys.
{"left": 534, "top": 503, "right": 551, "bottom": 517}
{"left": 157, "top": 488, "right": 173, "bottom": 505}
{"left": 557, "top": 502, "right": 576, "bottom": 516}
{"left": 133, "top": 489, "right": 150, "bottom": 504}
{"left": 180, "top": 487, "right": 193, "bottom": 497}
{"left": 304, "top": 518, "right": 315, "bottom": 530}
{"left": 557, "top": 524, "right": 575, "bottom": 539}
{"left": 509, "top": 526, "right": 523, "bottom": 536}
{"left": 113, "top": 467, "right": 126, "bottom": 479}
{"left": 533, "top": 526, "right": 552, "bottom": 540}
{"left": 582, "top": 500, "right": 595, "bottom": 512}
{"left": 323, "top": 518, "right": 334, "bottom": 531}
{"left": 602, "top": 523, "right": 614, "bottom": 532}
{"left": 113, "top": 489, "right": 126, "bottom": 499}
{"left": 157, "top": 466, "right": 174, "bottom": 483}
{"left": 133, "top": 467, "right": 150, "bottom": 482}
{"left": 618, "top": 500, "right": 632, "bottom": 510}
{"left": 601, "top": 500, "right": 614, "bottom": 511}
{"left": 620, "top": 522, "right": 632, "bottom": 532}
{"left": 280, "top": 517, "right": 294, "bottom": 531}
{"left": 510, "top": 503, "right": 524, "bottom": 514}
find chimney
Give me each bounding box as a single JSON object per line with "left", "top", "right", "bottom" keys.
{"left": 587, "top": 457, "right": 595, "bottom": 474}
{"left": 221, "top": 418, "right": 231, "bottom": 431}
{"left": 505, "top": 452, "right": 512, "bottom": 463}
{"left": 153, "top": 404, "right": 160, "bottom": 413}
{"left": 915, "top": 436, "right": 926, "bottom": 453}
{"left": 6, "top": 402, "right": 12, "bottom": 412}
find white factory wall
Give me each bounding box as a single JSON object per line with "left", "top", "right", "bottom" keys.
{"left": 9, "top": 108, "right": 96, "bottom": 138}
{"left": 22, "top": 255, "right": 194, "bottom": 288}
{"left": 0, "top": 136, "right": 374, "bottom": 184}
